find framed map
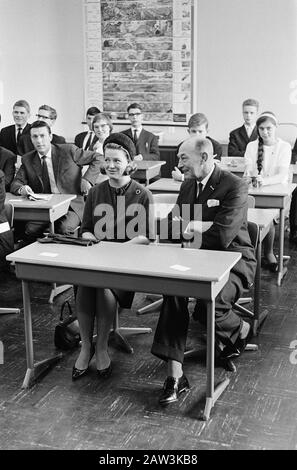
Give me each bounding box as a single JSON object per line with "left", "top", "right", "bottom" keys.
{"left": 83, "top": 0, "right": 194, "bottom": 123}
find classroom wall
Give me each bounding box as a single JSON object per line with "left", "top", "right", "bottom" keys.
{"left": 0, "top": 0, "right": 297, "bottom": 144}
{"left": 0, "top": 0, "right": 85, "bottom": 141}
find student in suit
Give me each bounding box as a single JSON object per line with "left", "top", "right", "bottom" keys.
{"left": 172, "top": 113, "right": 222, "bottom": 181}
{"left": 244, "top": 112, "right": 292, "bottom": 258}
{"left": 228, "top": 98, "right": 259, "bottom": 157}
{"left": 0, "top": 100, "right": 31, "bottom": 155}
{"left": 0, "top": 170, "right": 14, "bottom": 275}
{"left": 0, "top": 146, "right": 16, "bottom": 191}
{"left": 10, "top": 120, "right": 101, "bottom": 244}
{"left": 291, "top": 138, "right": 297, "bottom": 164}
{"left": 121, "top": 103, "right": 160, "bottom": 161}
{"left": 72, "top": 133, "right": 154, "bottom": 380}
{"left": 18, "top": 105, "right": 66, "bottom": 154}
{"left": 74, "top": 106, "right": 101, "bottom": 150}
{"left": 151, "top": 137, "right": 256, "bottom": 405}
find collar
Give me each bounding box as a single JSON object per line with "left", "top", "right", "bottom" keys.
{"left": 131, "top": 126, "right": 142, "bottom": 133}
{"left": 38, "top": 147, "right": 52, "bottom": 160}
{"left": 199, "top": 164, "right": 215, "bottom": 188}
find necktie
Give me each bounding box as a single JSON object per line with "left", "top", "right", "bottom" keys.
{"left": 16, "top": 127, "right": 22, "bottom": 153}
{"left": 84, "top": 132, "right": 93, "bottom": 150}
{"left": 196, "top": 182, "right": 204, "bottom": 204}
{"left": 133, "top": 129, "right": 138, "bottom": 145}
{"left": 41, "top": 156, "right": 51, "bottom": 193}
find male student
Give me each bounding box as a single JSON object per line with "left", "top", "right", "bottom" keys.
{"left": 0, "top": 170, "right": 14, "bottom": 275}
{"left": 11, "top": 120, "right": 100, "bottom": 244}
{"left": 0, "top": 146, "right": 16, "bottom": 191}
{"left": 0, "top": 100, "right": 31, "bottom": 155}
{"left": 74, "top": 106, "right": 101, "bottom": 150}
{"left": 19, "top": 104, "right": 66, "bottom": 154}
{"left": 151, "top": 136, "right": 256, "bottom": 405}
{"left": 172, "top": 113, "right": 222, "bottom": 181}
{"left": 121, "top": 103, "right": 160, "bottom": 161}
{"left": 228, "top": 98, "right": 259, "bottom": 157}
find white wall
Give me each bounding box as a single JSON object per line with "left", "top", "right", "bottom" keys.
{"left": 196, "top": 0, "right": 297, "bottom": 142}
{"left": 0, "top": 0, "right": 85, "bottom": 141}
{"left": 0, "top": 0, "right": 297, "bottom": 144}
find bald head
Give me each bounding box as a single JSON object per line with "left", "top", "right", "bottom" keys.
{"left": 178, "top": 136, "right": 214, "bottom": 180}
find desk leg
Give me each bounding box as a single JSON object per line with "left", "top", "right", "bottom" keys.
{"left": 252, "top": 238, "right": 268, "bottom": 336}
{"left": 277, "top": 208, "right": 288, "bottom": 286}
{"left": 21, "top": 281, "right": 63, "bottom": 389}
{"left": 202, "top": 300, "right": 230, "bottom": 421}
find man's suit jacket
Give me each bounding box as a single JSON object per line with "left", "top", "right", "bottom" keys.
{"left": 19, "top": 133, "right": 66, "bottom": 155}
{"left": 121, "top": 128, "right": 160, "bottom": 160}
{"left": 74, "top": 131, "right": 98, "bottom": 150}
{"left": 11, "top": 144, "right": 101, "bottom": 221}
{"left": 291, "top": 138, "right": 297, "bottom": 164}
{"left": 228, "top": 125, "right": 258, "bottom": 157}
{"left": 0, "top": 146, "right": 16, "bottom": 191}
{"left": 0, "top": 123, "right": 31, "bottom": 155}
{"left": 166, "top": 164, "right": 256, "bottom": 289}
{"left": 0, "top": 170, "right": 14, "bottom": 270}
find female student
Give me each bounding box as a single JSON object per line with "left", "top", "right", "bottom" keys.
{"left": 244, "top": 111, "right": 291, "bottom": 272}
{"left": 72, "top": 133, "right": 154, "bottom": 380}
{"left": 91, "top": 112, "right": 113, "bottom": 185}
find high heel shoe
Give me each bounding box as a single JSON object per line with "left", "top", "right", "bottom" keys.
{"left": 72, "top": 344, "right": 95, "bottom": 381}
{"left": 97, "top": 361, "right": 112, "bottom": 379}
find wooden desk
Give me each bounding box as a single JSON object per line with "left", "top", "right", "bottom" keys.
{"left": 5, "top": 193, "right": 76, "bottom": 233}
{"left": 7, "top": 241, "right": 241, "bottom": 420}
{"left": 5, "top": 193, "right": 77, "bottom": 303}
{"left": 147, "top": 178, "right": 181, "bottom": 193}
{"left": 133, "top": 160, "right": 166, "bottom": 186}
{"left": 249, "top": 183, "right": 296, "bottom": 285}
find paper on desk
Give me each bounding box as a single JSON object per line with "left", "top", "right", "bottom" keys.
{"left": 28, "top": 193, "right": 52, "bottom": 201}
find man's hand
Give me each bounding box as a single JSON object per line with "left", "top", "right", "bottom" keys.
{"left": 19, "top": 185, "right": 34, "bottom": 197}
{"left": 81, "top": 178, "right": 92, "bottom": 195}
{"left": 134, "top": 154, "right": 143, "bottom": 161}
{"left": 172, "top": 167, "right": 184, "bottom": 182}
{"left": 81, "top": 231, "right": 97, "bottom": 241}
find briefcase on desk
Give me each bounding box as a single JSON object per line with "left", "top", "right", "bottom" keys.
{"left": 54, "top": 300, "right": 81, "bottom": 350}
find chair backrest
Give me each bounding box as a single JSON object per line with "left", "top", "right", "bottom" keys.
{"left": 247, "top": 195, "right": 255, "bottom": 208}
{"left": 4, "top": 203, "right": 14, "bottom": 229}
{"left": 247, "top": 221, "right": 259, "bottom": 249}
{"left": 277, "top": 122, "right": 297, "bottom": 147}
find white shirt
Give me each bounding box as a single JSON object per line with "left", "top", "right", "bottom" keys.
{"left": 244, "top": 138, "right": 291, "bottom": 185}
{"left": 38, "top": 148, "right": 60, "bottom": 193}
{"left": 197, "top": 164, "right": 215, "bottom": 196}
{"left": 130, "top": 127, "right": 142, "bottom": 140}
{"left": 244, "top": 124, "right": 255, "bottom": 138}
{"left": 15, "top": 124, "right": 25, "bottom": 140}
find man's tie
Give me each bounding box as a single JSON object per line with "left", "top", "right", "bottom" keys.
{"left": 41, "top": 156, "right": 51, "bottom": 193}
{"left": 84, "top": 132, "right": 93, "bottom": 150}
{"left": 196, "top": 182, "right": 204, "bottom": 204}
{"left": 133, "top": 129, "right": 138, "bottom": 145}
{"left": 16, "top": 127, "right": 22, "bottom": 153}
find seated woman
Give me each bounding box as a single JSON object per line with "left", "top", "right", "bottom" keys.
{"left": 73, "top": 133, "right": 155, "bottom": 380}
{"left": 244, "top": 111, "right": 291, "bottom": 271}
{"left": 90, "top": 112, "right": 113, "bottom": 185}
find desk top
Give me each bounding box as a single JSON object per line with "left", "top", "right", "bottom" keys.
{"left": 147, "top": 178, "right": 181, "bottom": 192}
{"left": 5, "top": 193, "right": 76, "bottom": 209}
{"left": 247, "top": 208, "right": 279, "bottom": 228}
{"left": 135, "top": 160, "right": 166, "bottom": 170}
{"left": 7, "top": 241, "right": 241, "bottom": 284}
{"left": 248, "top": 183, "right": 296, "bottom": 197}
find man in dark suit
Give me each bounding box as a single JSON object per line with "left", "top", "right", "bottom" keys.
{"left": 0, "top": 100, "right": 31, "bottom": 155}
{"left": 121, "top": 103, "right": 160, "bottom": 161}
{"left": 11, "top": 120, "right": 101, "bottom": 244}
{"left": 74, "top": 106, "right": 101, "bottom": 150}
{"left": 0, "top": 170, "right": 14, "bottom": 274}
{"left": 151, "top": 137, "right": 256, "bottom": 405}
{"left": 0, "top": 146, "right": 16, "bottom": 191}
{"left": 228, "top": 98, "right": 259, "bottom": 157}
{"left": 18, "top": 104, "right": 66, "bottom": 154}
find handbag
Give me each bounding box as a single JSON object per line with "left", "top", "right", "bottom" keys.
{"left": 38, "top": 233, "right": 99, "bottom": 246}
{"left": 54, "top": 299, "right": 81, "bottom": 350}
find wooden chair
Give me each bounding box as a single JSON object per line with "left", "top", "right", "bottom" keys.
{"left": 0, "top": 203, "right": 20, "bottom": 315}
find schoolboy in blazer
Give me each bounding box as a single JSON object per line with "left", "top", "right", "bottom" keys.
{"left": 228, "top": 98, "right": 259, "bottom": 157}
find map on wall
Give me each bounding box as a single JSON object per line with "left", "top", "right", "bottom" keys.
{"left": 84, "top": 0, "right": 192, "bottom": 122}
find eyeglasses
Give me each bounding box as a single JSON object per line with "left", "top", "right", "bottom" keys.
{"left": 36, "top": 114, "right": 51, "bottom": 120}
{"left": 128, "top": 112, "right": 142, "bottom": 117}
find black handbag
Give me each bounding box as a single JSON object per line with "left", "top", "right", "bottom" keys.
{"left": 38, "top": 233, "right": 99, "bottom": 246}
{"left": 54, "top": 300, "right": 81, "bottom": 350}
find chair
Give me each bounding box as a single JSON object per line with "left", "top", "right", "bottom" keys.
{"left": 0, "top": 203, "right": 20, "bottom": 315}
{"left": 136, "top": 193, "right": 178, "bottom": 315}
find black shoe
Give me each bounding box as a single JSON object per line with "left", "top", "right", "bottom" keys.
{"left": 159, "top": 375, "right": 190, "bottom": 405}
{"left": 97, "top": 362, "right": 112, "bottom": 379}
{"left": 267, "top": 262, "right": 278, "bottom": 273}
{"left": 72, "top": 344, "right": 95, "bottom": 381}
{"left": 290, "top": 230, "right": 297, "bottom": 243}
{"left": 221, "top": 325, "right": 252, "bottom": 360}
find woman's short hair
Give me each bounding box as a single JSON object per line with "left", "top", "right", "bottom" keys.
{"left": 92, "top": 113, "right": 113, "bottom": 133}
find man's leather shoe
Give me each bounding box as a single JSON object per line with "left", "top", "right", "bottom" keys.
{"left": 159, "top": 375, "right": 190, "bottom": 405}
{"left": 221, "top": 325, "right": 252, "bottom": 360}
{"left": 267, "top": 262, "right": 278, "bottom": 273}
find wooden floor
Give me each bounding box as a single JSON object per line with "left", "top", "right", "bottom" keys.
{"left": 1, "top": 235, "right": 297, "bottom": 450}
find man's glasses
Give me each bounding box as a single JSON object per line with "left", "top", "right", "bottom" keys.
{"left": 128, "top": 112, "right": 142, "bottom": 117}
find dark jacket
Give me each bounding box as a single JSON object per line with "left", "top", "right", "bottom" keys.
{"left": 121, "top": 128, "right": 160, "bottom": 161}
{"left": 228, "top": 125, "right": 258, "bottom": 157}
{"left": 0, "top": 146, "right": 16, "bottom": 191}
{"left": 19, "top": 132, "right": 66, "bottom": 155}
{"left": 0, "top": 123, "right": 31, "bottom": 155}
{"left": 0, "top": 170, "right": 14, "bottom": 271}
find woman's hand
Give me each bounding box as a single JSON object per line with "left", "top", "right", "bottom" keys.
{"left": 81, "top": 231, "right": 98, "bottom": 241}
{"left": 125, "top": 235, "right": 150, "bottom": 245}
